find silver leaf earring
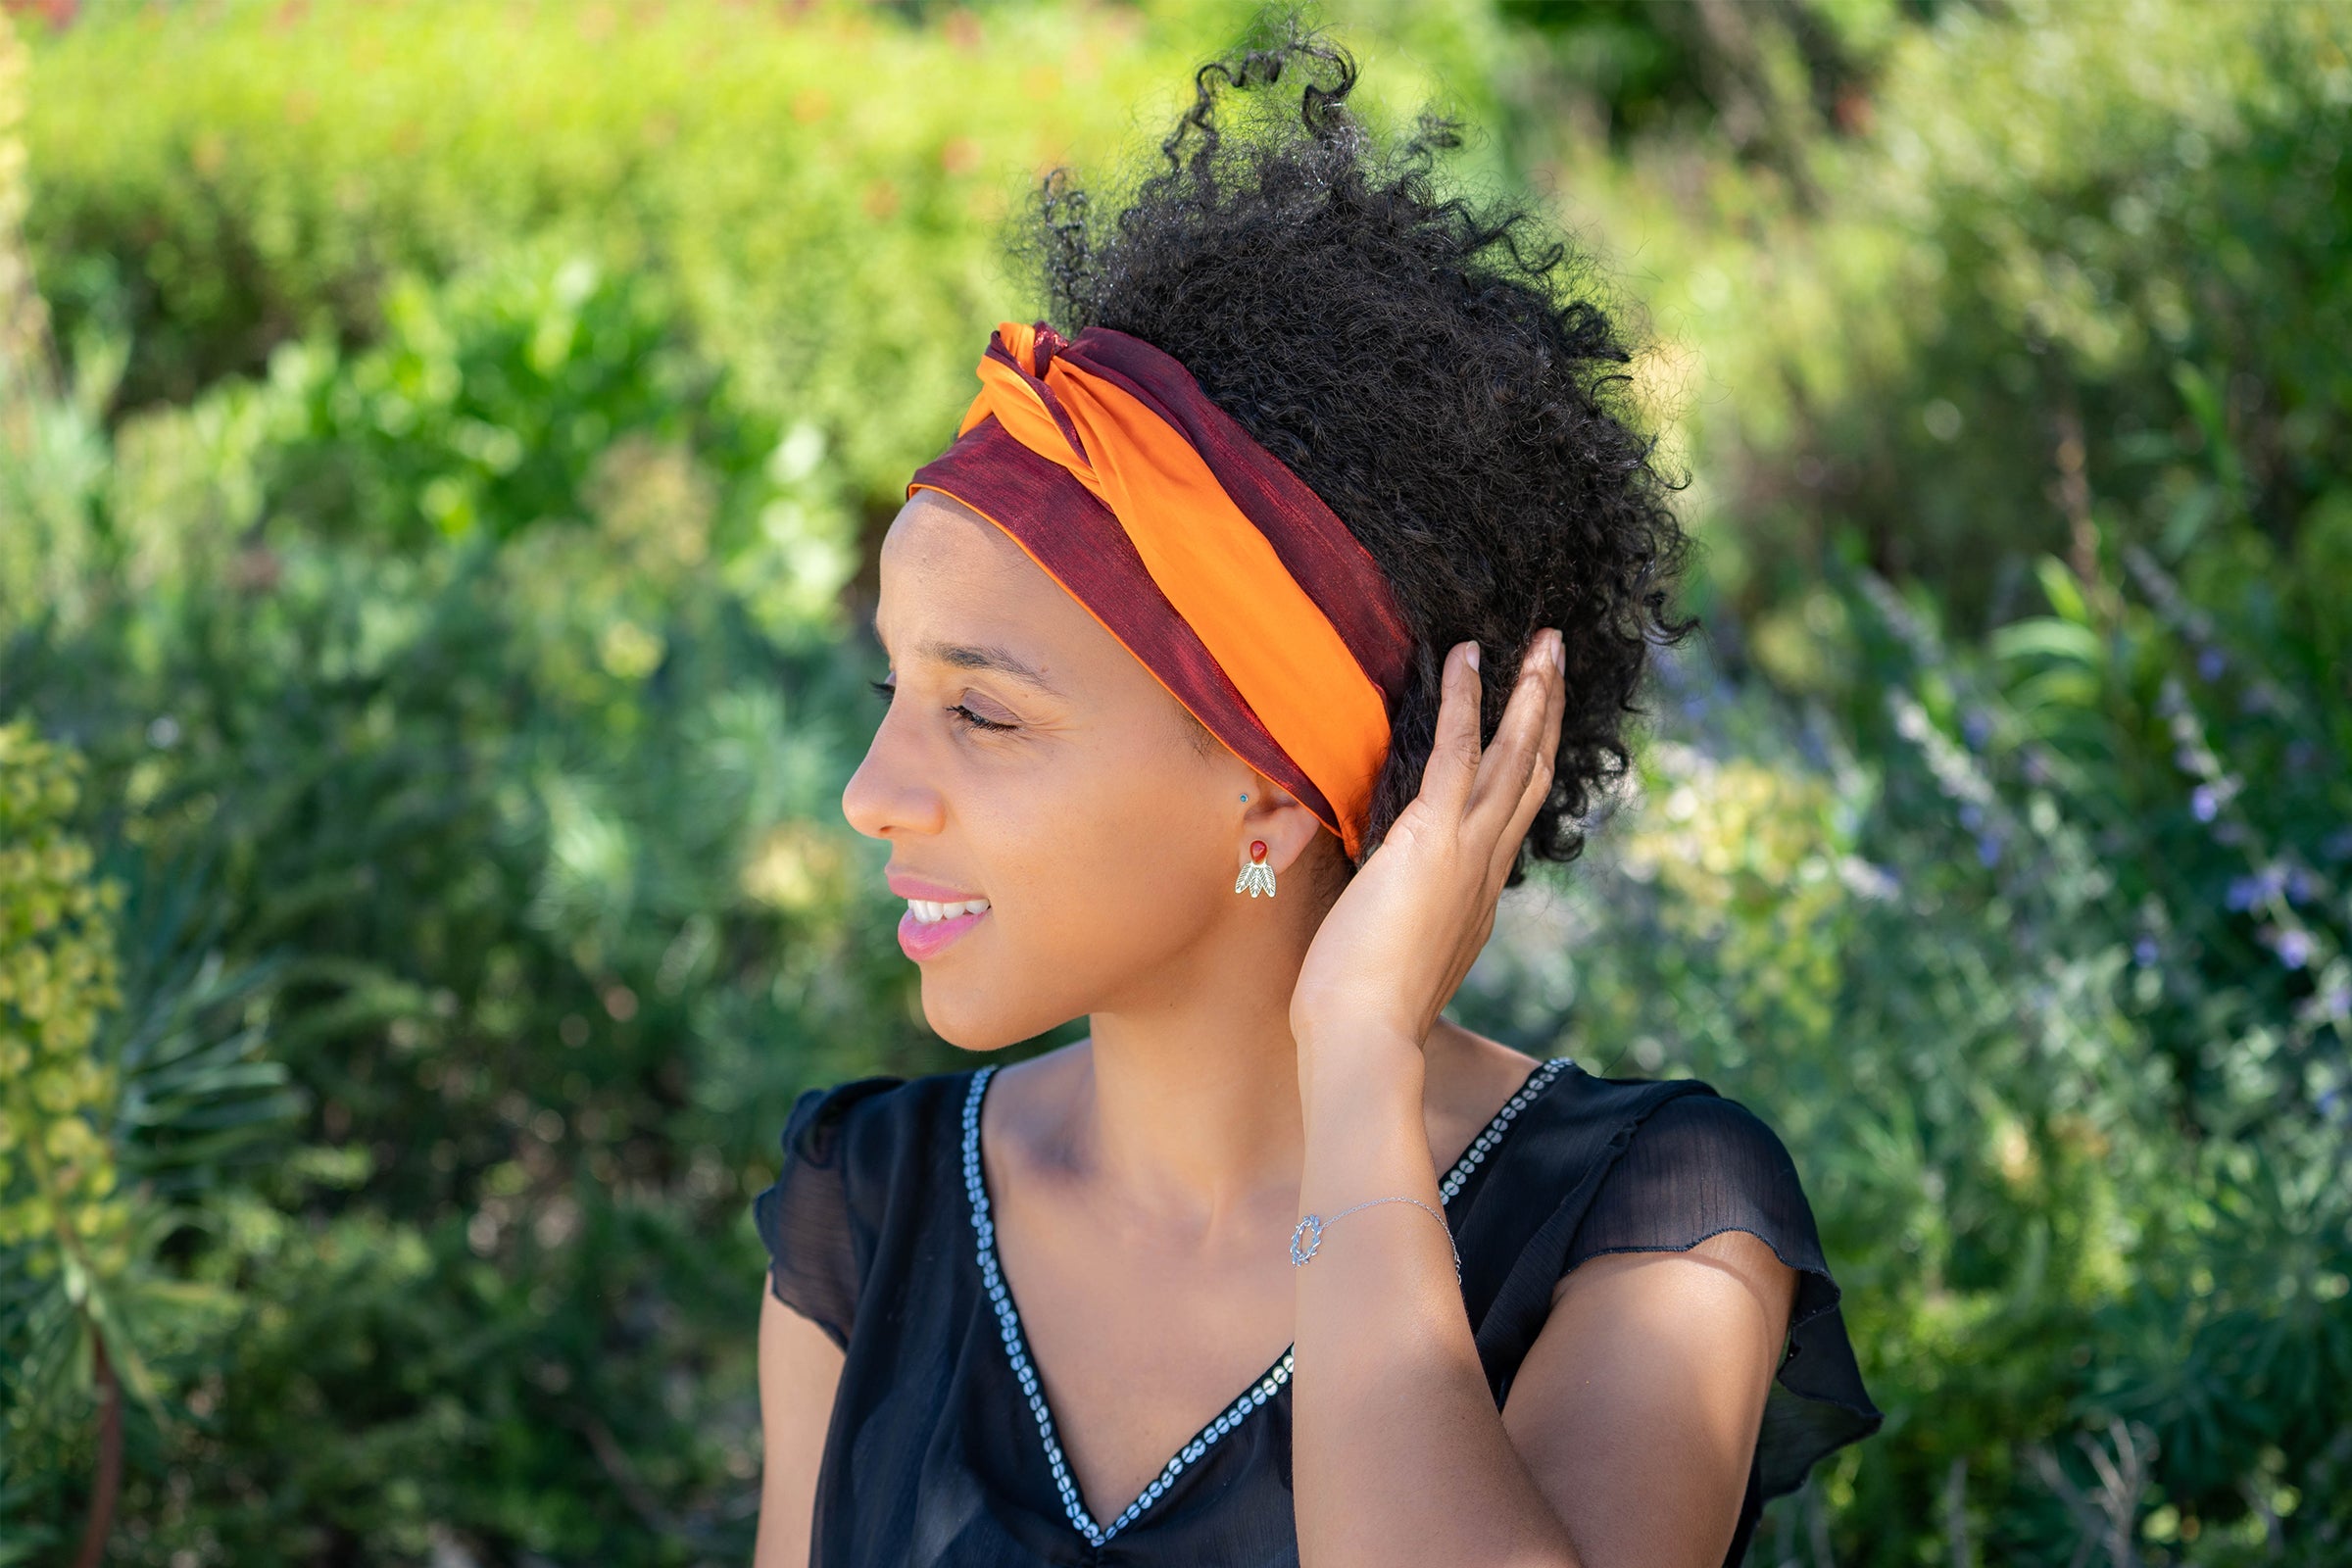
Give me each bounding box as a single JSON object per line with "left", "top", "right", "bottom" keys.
{"left": 1235, "top": 839, "right": 1277, "bottom": 899}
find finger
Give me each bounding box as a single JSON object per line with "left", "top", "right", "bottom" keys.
{"left": 1467, "top": 629, "right": 1560, "bottom": 832}
{"left": 1417, "top": 639, "right": 1485, "bottom": 820}
{"left": 1489, "top": 633, "right": 1569, "bottom": 887}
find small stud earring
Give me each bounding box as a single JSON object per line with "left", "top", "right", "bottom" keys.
{"left": 1234, "top": 839, "right": 1276, "bottom": 899}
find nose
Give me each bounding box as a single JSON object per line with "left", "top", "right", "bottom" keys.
{"left": 841, "top": 706, "right": 947, "bottom": 843}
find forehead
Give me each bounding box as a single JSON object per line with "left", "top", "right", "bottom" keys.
{"left": 873, "top": 491, "right": 1094, "bottom": 662}
{"left": 879, "top": 491, "right": 1039, "bottom": 595}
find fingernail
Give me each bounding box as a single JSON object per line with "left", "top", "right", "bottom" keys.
{"left": 1550, "top": 629, "right": 1565, "bottom": 671}
{"left": 1465, "top": 642, "right": 1480, "bottom": 672}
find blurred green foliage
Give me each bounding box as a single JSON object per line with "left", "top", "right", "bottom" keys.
{"left": 22, "top": 0, "right": 1504, "bottom": 519}
{"left": 267, "top": 252, "right": 773, "bottom": 552}
{"left": 0, "top": 1, "right": 2346, "bottom": 1565}
{"left": 1536, "top": 0, "right": 2352, "bottom": 630}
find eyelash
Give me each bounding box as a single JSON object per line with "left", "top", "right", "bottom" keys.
{"left": 868, "top": 677, "right": 1016, "bottom": 733}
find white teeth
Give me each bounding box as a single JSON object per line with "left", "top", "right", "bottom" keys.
{"left": 906, "top": 898, "right": 990, "bottom": 924}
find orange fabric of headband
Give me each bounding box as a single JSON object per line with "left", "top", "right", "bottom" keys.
{"left": 907, "top": 320, "right": 1413, "bottom": 858}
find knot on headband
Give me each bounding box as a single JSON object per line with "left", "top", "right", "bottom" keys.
{"left": 907, "top": 320, "right": 1413, "bottom": 859}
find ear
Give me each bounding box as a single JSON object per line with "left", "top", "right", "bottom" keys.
{"left": 1234, "top": 776, "right": 1326, "bottom": 873}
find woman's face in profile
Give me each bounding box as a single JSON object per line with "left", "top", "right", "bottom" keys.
{"left": 842, "top": 490, "right": 1279, "bottom": 1049}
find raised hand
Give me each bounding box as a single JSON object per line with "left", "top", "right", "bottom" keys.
{"left": 1289, "top": 628, "right": 1568, "bottom": 1060}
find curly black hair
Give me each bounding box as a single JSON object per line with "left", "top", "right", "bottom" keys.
{"left": 1023, "top": 16, "right": 1697, "bottom": 888}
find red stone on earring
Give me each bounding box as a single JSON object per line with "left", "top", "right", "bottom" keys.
{"left": 1236, "top": 837, "right": 1277, "bottom": 899}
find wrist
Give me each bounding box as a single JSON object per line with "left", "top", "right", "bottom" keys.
{"left": 1297, "top": 1027, "right": 1425, "bottom": 1120}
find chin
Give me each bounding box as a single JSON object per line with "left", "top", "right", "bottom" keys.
{"left": 916, "top": 975, "right": 1072, "bottom": 1055}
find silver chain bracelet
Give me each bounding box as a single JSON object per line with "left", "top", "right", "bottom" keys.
{"left": 1290, "top": 1196, "right": 1461, "bottom": 1278}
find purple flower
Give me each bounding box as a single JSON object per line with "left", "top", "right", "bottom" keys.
{"left": 2133, "top": 936, "right": 2161, "bottom": 967}
{"left": 1977, "top": 833, "right": 2002, "bottom": 867}
{"left": 1962, "top": 709, "right": 1993, "bottom": 750}
{"left": 2285, "top": 866, "right": 2317, "bottom": 905}
{"left": 2230, "top": 865, "right": 2288, "bottom": 911}
{"left": 2267, "top": 927, "right": 2315, "bottom": 970}
{"left": 2192, "top": 786, "right": 2220, "bottom": 822}
{"left": 2197, "top": 648, "right": 2226, "bottom": 681}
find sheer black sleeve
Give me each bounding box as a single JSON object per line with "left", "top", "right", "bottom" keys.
{"left": 750, "top": 1075, "right": 908, "bottom": 1350}
{"left": 1566, "top": 1092, "right": 1883, "bottom": 1498}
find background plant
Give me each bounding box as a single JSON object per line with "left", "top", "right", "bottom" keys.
{"left": 1, "top": 1, "right": 2345, "bottom": 1564}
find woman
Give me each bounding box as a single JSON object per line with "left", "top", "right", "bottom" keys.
{"left": 752, "top": 28, "right": 1879, "bottom": 1568}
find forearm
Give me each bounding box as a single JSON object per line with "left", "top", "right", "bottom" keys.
{"left": 1290, "top": 1033, "right": 1582, "bottom": 1568}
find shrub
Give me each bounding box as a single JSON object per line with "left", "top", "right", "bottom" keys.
{"left": 8, "top": 1, "right": 2350, "bottom": 1563}
{"left": 2, "top": 238, "right": 920, "bottom": 1559}
{"left": 1534, "top": 0, "right": 2352, "bottom": 630}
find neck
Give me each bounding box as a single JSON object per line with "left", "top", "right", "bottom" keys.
{"left": 1042, "top": 869, "right": 1346, "bottom": 1233}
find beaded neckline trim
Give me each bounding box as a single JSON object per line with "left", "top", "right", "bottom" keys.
{"left": 960, "top": 1054, "right": 1573, "bottom": 1547}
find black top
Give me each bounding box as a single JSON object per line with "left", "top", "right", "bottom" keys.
{"left": 753, "top": 1057, "right": 1881, "bottom": 1567}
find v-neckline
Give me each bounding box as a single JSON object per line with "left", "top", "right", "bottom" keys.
{"left": 960, "top": 1054, "right": 1574, "bottom": 1547}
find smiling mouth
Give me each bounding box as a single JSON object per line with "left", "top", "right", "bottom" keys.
{"left": 903, "top": 897, "right": 990, "bottom": 923}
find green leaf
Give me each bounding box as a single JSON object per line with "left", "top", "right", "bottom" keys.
{"left": 1991, "top": 616, "right": 2103, "bottom": 668}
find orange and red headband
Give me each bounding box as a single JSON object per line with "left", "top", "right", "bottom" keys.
{"left": 906, "top": 320, "right": 1413, "bottom": 859}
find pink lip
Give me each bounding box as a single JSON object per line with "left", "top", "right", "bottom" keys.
{"left": 897, "top": 904, "right": 988, "bottom": 960}
{"left": 885, "top": 869, "right": 985, "bottom": 901}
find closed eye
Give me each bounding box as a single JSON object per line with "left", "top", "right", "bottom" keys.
{"left": 868, "top": 676, "right": 1017, "bottom": 733}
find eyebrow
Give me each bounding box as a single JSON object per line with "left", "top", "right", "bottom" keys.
{"left": 871, "top": 619, "right": 1068, "bottom": 698}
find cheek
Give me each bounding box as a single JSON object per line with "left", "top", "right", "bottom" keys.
{"left": 953, "top": 731, "right": 1230, "bottom": 998}
{"left": 985, "top": 742, "right": 1216, "bottom": 932}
